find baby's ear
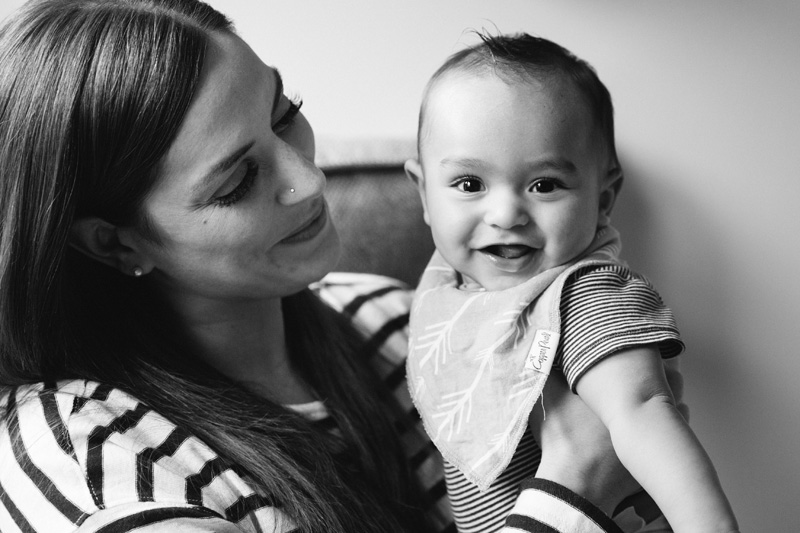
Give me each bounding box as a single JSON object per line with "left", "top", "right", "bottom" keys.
{"left": 404, "top": 158, "right": 431, "bottom": 226}
{"left": 404, "top": 158, "right": 423, "bottom": 185}
{"left": 69, "top": 217, "right": 152, "bottom": 276}
{"left": 598, "top": 167, "right": 624, "bottom": 228}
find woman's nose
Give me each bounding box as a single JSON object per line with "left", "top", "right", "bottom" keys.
{"left": 482, "top": 192, "right": 531, "bottom": 229}
{"left": 276, "top": 144, "right": 326, "bottom": 205}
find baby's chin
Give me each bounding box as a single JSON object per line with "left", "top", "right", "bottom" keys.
{"left": 459, "top": 253, "right": 551, "bottom": 291}
{"left": 459, "top": 270, "right": 536, "bottom": 292}
{"left": 460, "top": 254, "right": 580, "bottom": 291}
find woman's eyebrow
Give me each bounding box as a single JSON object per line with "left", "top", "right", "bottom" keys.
{"left": 193, "top": 69, "right": 281, "bottom": 195}
{"left": 195, "top": 140, "right": 255, "bottom": 194}
{"left": 209, "top": 141, "right": 255, "bottom": 177}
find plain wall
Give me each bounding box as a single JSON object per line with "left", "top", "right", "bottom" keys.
{"left": 2, "top": 1, "right": 798, "bottom": 530}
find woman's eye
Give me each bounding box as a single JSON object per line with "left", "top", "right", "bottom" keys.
{"left": 455, "top": 177, "right": 484, "bottom": 193}
{"left": 214, "top": 160, "right": 258, "bottom": 207}
{"left": 530, "top": 179, "right": 560, "bottom": 194}
{"left": 273, "top": 97, "right": 303, "bottom": 134}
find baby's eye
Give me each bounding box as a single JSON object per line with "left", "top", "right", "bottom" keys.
{"left": 530, "top": 179, "right": 560, "bottom": 194}
{"left": 454, "top": 177, "right": 484, "bottom": 193}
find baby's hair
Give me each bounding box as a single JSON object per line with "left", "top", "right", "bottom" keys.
{"left": 418, "top": 31, "right": 619, "bottom": 168}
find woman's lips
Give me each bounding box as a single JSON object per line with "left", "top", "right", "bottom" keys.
{"left": 280, "top": 203, "right": 328, "bottom": 244}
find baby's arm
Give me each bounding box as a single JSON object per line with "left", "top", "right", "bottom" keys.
{"left": 575, "top": 345, "right": 738, "bottom": 532}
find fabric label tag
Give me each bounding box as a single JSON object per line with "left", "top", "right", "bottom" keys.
{"left": 525, "top": 329, "right": 560, "bottom": 374}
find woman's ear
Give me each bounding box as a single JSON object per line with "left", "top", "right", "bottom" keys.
{"left": 598, "top": 167, "right": 624, "bottom": 228}
{"left": 70, "top": 217, "right": 151, "bottom": 276}
{"left": 404, "top": 158, "right": 431, "bottom": 226}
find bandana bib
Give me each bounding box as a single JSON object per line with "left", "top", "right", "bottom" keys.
{"left": 408, "top": 227, "right": 623, "bottom": 491}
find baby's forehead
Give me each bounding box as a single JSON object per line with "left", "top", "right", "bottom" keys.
{"left": 421, "top": 68, "right": 593, "bottom": 134}
{"left": 426, "top": 67, "right": 586, "bottom": 116}
{"left": 418, "top": 68, "right": 608, "bottom": 166}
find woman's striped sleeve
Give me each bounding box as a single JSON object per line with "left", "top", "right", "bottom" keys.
{"left": 0, "top": 381, "right": 294, "bottom": 533}
{"left": 502, "top": 479, "right": 624, "bottom": 533}
{"left": 75, "top": 502, "right": 242, "bottom": 532}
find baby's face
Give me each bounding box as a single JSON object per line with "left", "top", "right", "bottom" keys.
{"left": 415, "top": 71, "right": 613, "bottom": 291}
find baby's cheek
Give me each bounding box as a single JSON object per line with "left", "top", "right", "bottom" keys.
{"left": 560, "top": 221, "right": 597, "bottom": 259}
{"left": 436, "top": 239, "right": 470, "bottom": 273}
{"left": 431, "top": 222, "right": 458, "bottom": 250}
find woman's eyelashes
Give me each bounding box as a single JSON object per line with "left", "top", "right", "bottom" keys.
{"left": 213, "top": 160, "right": 258, "bottom": 207}
{"left": 273, "top": 97, "right": 303, "bottom": 133}
{"left": 208, "top": 96, "right": 303, "bottom": 208}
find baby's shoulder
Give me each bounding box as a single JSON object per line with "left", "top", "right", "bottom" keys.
{"left": 565, "top": 262, "right": 662, "bottom": 296}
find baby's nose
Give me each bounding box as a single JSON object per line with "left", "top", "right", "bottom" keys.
{"left": 483, "top": 193, "right": 530, "bottom": 229}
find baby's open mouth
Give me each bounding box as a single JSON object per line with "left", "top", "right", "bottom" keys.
{"left": 481, "top": 244, "right": 533, "bottom": 259}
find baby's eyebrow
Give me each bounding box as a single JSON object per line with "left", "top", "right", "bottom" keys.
{"left": 438, "top": 157, "right": 578, "bottom": 173}
{"left": 527, "top": 158, "right": 578, "bottom": 173}
{"left": 439, "top": 157, "right": 489, "bottom": 169}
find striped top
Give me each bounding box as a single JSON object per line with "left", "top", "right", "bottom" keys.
{"left": 0, "top": 271, "right": 668, "bottom": 533}
{"left": 558, "top": 264, "right": 684, "bottom": 389}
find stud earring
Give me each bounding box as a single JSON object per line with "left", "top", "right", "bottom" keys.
{"left": 289, "top": 188, "right": 296, "bottom": 193}
{"left": 133, "top": 267, "right": 143, "bottom": 277}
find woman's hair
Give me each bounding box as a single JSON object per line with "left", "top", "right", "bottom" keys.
{"left": 0, "top": 1, "right": 430, "bottom": 530}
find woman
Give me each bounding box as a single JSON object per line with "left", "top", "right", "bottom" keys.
{"left": 0, "top": 1, "right": 679, "bottom": 531}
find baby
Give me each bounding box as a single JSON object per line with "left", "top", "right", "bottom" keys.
{"left": 405, "top": 33, "right": 738, "bottom": 532}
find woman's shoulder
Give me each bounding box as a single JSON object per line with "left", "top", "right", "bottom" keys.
{"left": 311, "top": 271, "right": 414, "bottom": 316}
{"left": 312, "top": 272, "right": 414, "bottom": 367}
{"left": 1, "top": 379, "right": 140, "bottom": 414}
{"left": 0, "top": 380, "right": 293, "bottom": 532}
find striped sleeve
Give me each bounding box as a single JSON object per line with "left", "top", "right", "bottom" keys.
{"left": 558, "top": 265, "right": 684, "bottom": 390}
{"left": 0, "top": 381, "right": 294, "bottom": 533}
{"left": 502, "top": 478, "right": 624, "bottom": 533}
{"left": 75, "top": 502, "right": 242, "bottom": 532}
{"left": 0, "top": 384, "right": 93, "bottom": 532}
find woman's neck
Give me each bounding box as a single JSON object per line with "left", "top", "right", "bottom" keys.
{"left": 168, "top": 294, "right": 316, "bottom": 404}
